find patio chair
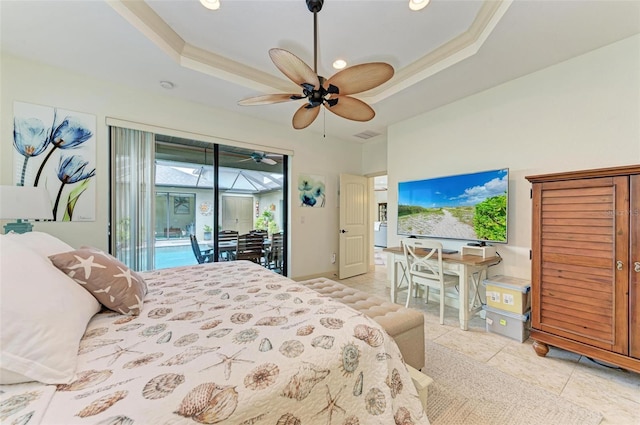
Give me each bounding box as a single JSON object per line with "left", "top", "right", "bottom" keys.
{"left": 236, "top": 233, "right": 264, "bottom": 264}
{"left": 266, "top": 231, "right": 284, "bottom": 271}
{"left": 190, "top": 234, "right": 214, "bottom": 264}
{"left": 218, "top": 230, "right": 239, "bottom": 261}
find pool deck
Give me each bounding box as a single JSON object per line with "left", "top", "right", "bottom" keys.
{"left": 155, "top": 238, "right": 193, "bottom": 248}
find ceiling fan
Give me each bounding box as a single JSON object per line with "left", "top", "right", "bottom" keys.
{"left": 238, "top": 151, "right": 279, "bottom": 165}
{"left": 238, "top": 0, "right": 394, "bottom": 130}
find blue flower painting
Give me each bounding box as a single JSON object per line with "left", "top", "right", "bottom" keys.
{"left": 298, "top": 174, "right": 326, "bottom": 207}
{"left": 12, "top": 101, "right": 96, "bottom": 222}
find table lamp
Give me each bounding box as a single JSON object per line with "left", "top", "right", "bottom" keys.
{"left": 0, "top": 185, "right": 52, "bottom": 234}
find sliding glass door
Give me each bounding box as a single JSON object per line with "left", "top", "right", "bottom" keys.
{"left": 110, "top": 128, "right": 288, "bottom": 275}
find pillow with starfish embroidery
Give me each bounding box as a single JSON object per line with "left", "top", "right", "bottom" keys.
{"left": 49, "top": 247, "right": 146, "bottom": 315}
{"left": 78, "top": 246, "right": 148, "bottom": 296}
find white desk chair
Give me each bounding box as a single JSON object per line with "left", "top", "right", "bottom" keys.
{"left": 387, "top": 245, "right": 410, "bottom": 304}
{"left": 395, "top": 242, "right": 410, "bottom": 294}
{"left": 402, "top": 238, "right": 460, "bottom": 324}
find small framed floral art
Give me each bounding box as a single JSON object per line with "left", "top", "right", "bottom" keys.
{"left": 298, "top": 174, "right": 326, "bottom": 208}
{"left": 12, "top": 101, "right": 97, "bottom": 222}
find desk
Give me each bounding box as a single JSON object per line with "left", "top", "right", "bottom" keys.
{"left": 383, "top": 246, "right": 501, "bottom": 331}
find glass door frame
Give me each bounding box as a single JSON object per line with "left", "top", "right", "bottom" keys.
{"left": 110, "top": 126, "right": 289, "bottom": 276}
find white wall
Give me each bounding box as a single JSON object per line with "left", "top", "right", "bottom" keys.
{"left": 387, "top": 35, "right": 640, "bottom": 280}
{"left": 362, "top": 137, "right": 387, "bottom": 176}
{"left": 374, "top": 190, "right": 388, "bottom": 206}
{"left": 0, "top": 54, "right": 363, "bottom": 278}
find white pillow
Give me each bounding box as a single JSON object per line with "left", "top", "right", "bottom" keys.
{"left": 3, "top": 231, "right": 74, "bottom": 257}
{"left": 0, "top": 237, "right": 101, "bottom": 384}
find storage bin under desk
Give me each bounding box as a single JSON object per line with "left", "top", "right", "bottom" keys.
{"left": 484, "top": 306, "right": 531, "bottom": 343}
{"left": 483, "top": 275, "right": 531, "bottom": 314}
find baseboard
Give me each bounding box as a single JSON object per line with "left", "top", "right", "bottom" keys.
{"left": 292, "top": 271, "right": 338, "bottom": 282}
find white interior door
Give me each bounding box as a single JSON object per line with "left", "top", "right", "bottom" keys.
{"left": 339, "top": 173, "right": 369, "bottom": 279}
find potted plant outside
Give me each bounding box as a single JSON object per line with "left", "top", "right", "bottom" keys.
{"left": 203, "top": 224, "right": 212, "bottom": 241}
{"left": 255, "top": 209, "right": 278, "bottom": 237}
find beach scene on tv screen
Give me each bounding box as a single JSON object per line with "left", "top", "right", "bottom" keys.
{"left": 398, "top": 169, "right": 508, "bottom": 242}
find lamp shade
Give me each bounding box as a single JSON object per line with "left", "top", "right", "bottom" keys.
{"left": 0, "top": 185, "right": 52, "bottom": 222}
{"left": 409, "top": 0, "right": 429, "bottom": 11}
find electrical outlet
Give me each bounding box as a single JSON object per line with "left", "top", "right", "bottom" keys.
{"left": 331, "top": 253, "right": 336, "bottom": 263}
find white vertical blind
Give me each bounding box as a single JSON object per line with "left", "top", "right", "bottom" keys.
{"left": 110, "top": 126, "right": 155, "bottom": 271}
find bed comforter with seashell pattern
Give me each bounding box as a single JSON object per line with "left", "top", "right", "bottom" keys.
{"left": 1, "top": 261, "right": 429, "bottom": 425}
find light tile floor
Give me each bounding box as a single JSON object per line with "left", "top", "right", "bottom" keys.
{"left": 331, "top": 263, "right": 640, "bottom": 425}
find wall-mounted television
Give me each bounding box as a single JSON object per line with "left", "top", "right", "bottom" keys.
{"left": 397, "top": 168, "right": 509, "bottom": 244}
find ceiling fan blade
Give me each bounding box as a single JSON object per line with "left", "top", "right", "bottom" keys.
{"left": 261, "top": 158, "right": 277, "bottom": 165}
{"left": 269, "top": 48, "right": 320, "bottom": 89}
{"left": 292, "top": 105, "right": 320, "bottom": 129}
{"left": 238, "top": 93, "right": 301, "bottom": 106}
{"left": 326, "top": 63, "right": 394, "bottom": 95}
{"left": 325, "top": 95, "right": 375, "bottom": 122}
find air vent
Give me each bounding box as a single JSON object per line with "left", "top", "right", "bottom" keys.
{"left": 353, "top": 130, "right": 381, "bottom": 140}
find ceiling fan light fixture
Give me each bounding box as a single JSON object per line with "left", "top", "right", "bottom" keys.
{"left": 238, "top": 0, "right": 394, "bottom": 130}
{"left": 200, "top": 0, "right": 220, "bottom": 11}
{"left": 332, "top": 59, "right": 347, "bottom": 70}
{"left": 409, "top": 0, "right": 429, "bottom": 11}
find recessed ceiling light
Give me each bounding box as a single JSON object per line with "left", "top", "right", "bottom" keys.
{"left": 200, "top": 0, "right": 220, "bottom": 10}
{"left": 332, "top": 59, "right": 347, "bottom": 70}
{"left": 160, "top": 80, "right": 175, "bottom": 89}
{"left": 409, "top": 0, "right": 429, "bottom": 12}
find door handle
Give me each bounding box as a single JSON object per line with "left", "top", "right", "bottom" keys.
{"left": 340, "top": 229, "right": 348, "bottom": 234}
{"left": 635, "top": 262, "right": 640, "bottom": 273}
{"left": 616, "top": 261, "right": 623, "bottom": 270}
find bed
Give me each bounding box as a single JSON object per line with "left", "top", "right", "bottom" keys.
{"left": 0, "top": 232, "right": 429, "bottom": 425}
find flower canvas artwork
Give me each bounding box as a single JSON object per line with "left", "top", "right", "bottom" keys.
{"left": 13, "top": 101, "right": 96, "bottom": 221}
{"left": 298, "top": 174, "right": 325, "bottom": 208}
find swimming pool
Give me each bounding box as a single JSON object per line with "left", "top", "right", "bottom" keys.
{"left": 154, "top": 245, "right": 198, "bottom": 269}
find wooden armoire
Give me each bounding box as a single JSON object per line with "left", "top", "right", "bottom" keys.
{"left": 526, "top": 165, "right": 639, "bottom": 373}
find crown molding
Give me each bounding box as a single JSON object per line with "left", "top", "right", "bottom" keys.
{"left": 108, "top": 0, "right": 295, "bottom": 93}
{"left": 360, "top": 0, "right": 513, "bottom": 104}
{"left": 109, "top": 0, "right": 512, "bottom": 103}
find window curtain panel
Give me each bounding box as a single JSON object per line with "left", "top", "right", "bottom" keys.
{"left": 110, "top": 126, "right": 155, "bottom": 271}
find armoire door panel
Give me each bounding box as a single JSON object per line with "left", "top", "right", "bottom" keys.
{"left": 536, "top": 177, "right": 626, "bottom": 353}
{"left": 612, "top": 176, "right": 630, "bottom": 355}
{"left": 628, "top": 175, "right": 639, "bottom": 359}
